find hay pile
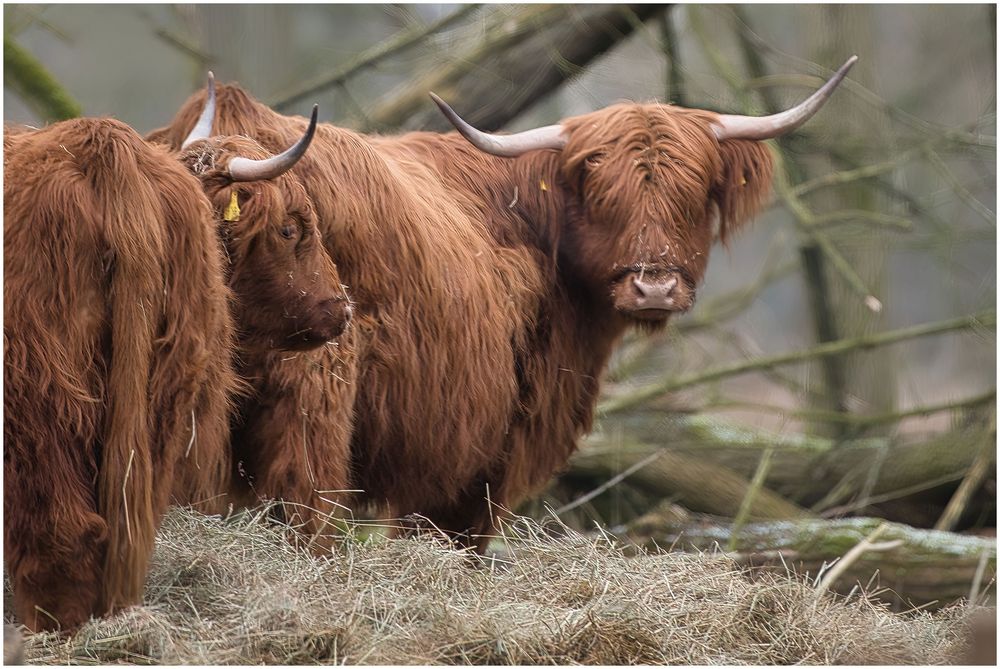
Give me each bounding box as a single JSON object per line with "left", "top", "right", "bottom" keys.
{"left": 10, "top": 508, "right": 984, "bottom": 665}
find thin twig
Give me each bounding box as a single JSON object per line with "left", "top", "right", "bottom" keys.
{"left": 969, "top": 550, "right": 990, "bottom": 604}
{"left": 814, "top": 523, "right": 902, "bottom": 597}
{"left": 552, "top": 451, "right": 663, "bottom": 516}
{"left": 601, "top": 311, "right": 995, "bottom": 415}
{"left": 811, "top": 210, "right": 913, "bottom": 231}
{"left": 723, "top": 6, "right": 996, "bottom": 148}
{"left": 820, "top": 471, "right": 967, "bottom": 518}
{"left": 772, "top": 161, "right": 882, "bottom": 309}
{"left": 726, "top": 446, "right": 776, "bottom": 552}
{"left": 923, "top": 148, "right": 997, "bottom": 226}
{"left": 270, "top": 4, "right": 482, "bottom": 110}
{"left": 934, "top": 422, "right": 996, "bottom": 532}
{"left": 703, "top": 389, "right": 997, "bottom": 427}
{"left": 791, "top": 139, "right": 950, "bottom": 200}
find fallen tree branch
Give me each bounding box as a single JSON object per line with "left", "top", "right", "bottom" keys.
{"left": 599, "top": 310, "right": 996, "bottom": 415}
{"left": 568, "top": 442, "right": 808, "bottom": 521}
{"left": 627, "top": 515, "right": 997, "bottom": 609}
{"left": 580, "top": 412, "right": 995, "bottom": 510}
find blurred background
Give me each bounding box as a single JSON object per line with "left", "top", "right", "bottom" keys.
{"left": 5, "top": 4, "right": 996, "bottom": 610}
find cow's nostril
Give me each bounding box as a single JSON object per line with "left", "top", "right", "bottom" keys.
{"left": 631, "top": 275, "right": 647, "bottom": 297}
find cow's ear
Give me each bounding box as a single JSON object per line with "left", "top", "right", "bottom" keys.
{"left": 711, "top": 139, "right": 774, "bottom": 244}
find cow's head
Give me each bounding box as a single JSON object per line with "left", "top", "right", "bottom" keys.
{"left": 178, "top": 75, "right": 351, "bottom": 351}
{"left": 432, "top": 57, "right": 856, "bottom": 325}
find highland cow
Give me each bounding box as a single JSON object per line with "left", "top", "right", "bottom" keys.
{"left": 164, "top": 79, "right": 358, "bottom": 544}
{"left": 4, "top": 118, "right": 237, "bottom": 631}
{"left": 4, "top": 105, "right": 345, "bottom": 630}
{"left": 150, "top": 57, "right": 855, "bottom": 551}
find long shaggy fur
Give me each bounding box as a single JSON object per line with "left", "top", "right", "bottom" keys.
{"left": 3, "top": 119, "right": 238, "bottom": 631}
{"left": 150, "top": 88, "right": 774, "bottom": 551}
{"left": 162, "top": 134, "right": 354, "bottom": 545}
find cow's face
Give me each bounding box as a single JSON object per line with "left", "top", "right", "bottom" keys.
{"left": 182, "top": 137, "right": 351, "bottom": 351}
{"left": 557, "top": 104, "right": 772, "bottom": 324}
{"left": 432, "top": 57, "right": 854, "bottom": 326}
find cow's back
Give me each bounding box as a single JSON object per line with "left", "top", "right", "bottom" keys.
{"left": 309, "top": 129, "right": 538, "bottom": 512}
{"left": 3, "top": 119, "right": 236, "bottom": 630}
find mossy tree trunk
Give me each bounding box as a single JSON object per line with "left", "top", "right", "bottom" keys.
{"left": 626, "top": 514, "right": 997, "bottom": 610}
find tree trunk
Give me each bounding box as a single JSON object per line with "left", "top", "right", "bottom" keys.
{"left": 362, "top": 4, "right": 668, "bottom": 132}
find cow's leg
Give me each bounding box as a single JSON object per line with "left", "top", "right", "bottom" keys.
{"left": 232, "top": 345, "right": 358, "bottom": 554}
{"left": 233, "top": 411, "right": 355, "bottom": 553}
{"left": 394, "top": 485, "right": 500, "bottom": 555}
{"left": 4, "top": 453, "right": 108, "bottom": 632}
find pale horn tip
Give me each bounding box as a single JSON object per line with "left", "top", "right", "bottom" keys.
{"left": 428, "top": 92, "right": 459, "bottom": 124}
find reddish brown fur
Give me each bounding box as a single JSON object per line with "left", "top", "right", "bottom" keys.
{"left": 4, "top": 119, "right": 238, "bottom": 631}
{"left": 168, "top": 135, "right": 358, "bottom": 543}
{"left": 4, "top": 120, "right": 350, "bottom": 631}
{"left": 151, "top": 87, "right": 773, "bottom": 551}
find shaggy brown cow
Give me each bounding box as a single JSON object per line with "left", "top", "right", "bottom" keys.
{"left": 4, "top": 118, "right": 236, "bottom": 631}
{"left": 150, "top": 58, "right": 855, "bottom": 551}
{"left": 4, "top": 108, "right": 345, "bottom": 631}
{"left": 171, "top": 100, "right": 355, "bottom": 529}
{"left": 162, "top": 79, "right": 359, "bottom": 544}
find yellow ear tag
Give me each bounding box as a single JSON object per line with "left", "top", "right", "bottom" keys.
{"left": 223, "top": 191, "right": 240, "bottom": 222}
{"left": 539, "top": 179, "right": 548, "bottom": 192}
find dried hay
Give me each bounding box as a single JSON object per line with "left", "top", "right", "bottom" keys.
{"left": 6, "top": 507, "right": 986, "bottom": 665}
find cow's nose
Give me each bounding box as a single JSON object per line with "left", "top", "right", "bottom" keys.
{"left": 631, "top": 275, "right": 678, "bottom": 305}
{"left": 319, "top": 297, "right": 352, "bottom": 321}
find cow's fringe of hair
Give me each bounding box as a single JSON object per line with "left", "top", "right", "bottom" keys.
{"left": 4, "top": 119, "right": 238, "bottom": 630}
{"left": 711, "top": 139, "right": 774, "bottom": 245}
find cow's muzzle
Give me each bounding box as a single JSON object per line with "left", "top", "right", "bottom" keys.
{"left": 288, "top": 297, "right": 353, "bottom": 349}
{"left": 611, "top": 269, "right": 695, "bottom": 320}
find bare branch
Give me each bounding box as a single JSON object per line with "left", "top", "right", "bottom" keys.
{"left": 600, "top": 310, "right": 996, "bottom": 415}
{"left": 269, "top": 4, "right": 483, "bottom": 111}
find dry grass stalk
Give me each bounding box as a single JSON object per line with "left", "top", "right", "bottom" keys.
{"left": 4, "top": 507, "right": 986, "bottom": 665}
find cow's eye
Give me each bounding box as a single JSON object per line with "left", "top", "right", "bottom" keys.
{"left": 280, "top": 223, "right": 298, "bottom": 240}
{"left": 586, "top": 153, "right": 605, "bottom": 168}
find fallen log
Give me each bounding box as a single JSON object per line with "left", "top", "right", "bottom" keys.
{"left": 566, "top": 445, "right": 808, "bottom": 521}
{"left": 625, "top": 513, "right": 997, "bottom": 610}
{"left": 578, "top": 412, "right": 995, "bottom": 514}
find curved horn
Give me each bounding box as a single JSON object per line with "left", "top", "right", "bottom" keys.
{"left": 181, "top": 71, "right": 216, "bottom": 149}
{"left": 712, "top": 55, "right": 858, "bottom": 142}
{"left": 228, "top": 104, "right": 319, "bottom": 182}
{"left": 429, "top": 92, "right": 566, "bottom": 157}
